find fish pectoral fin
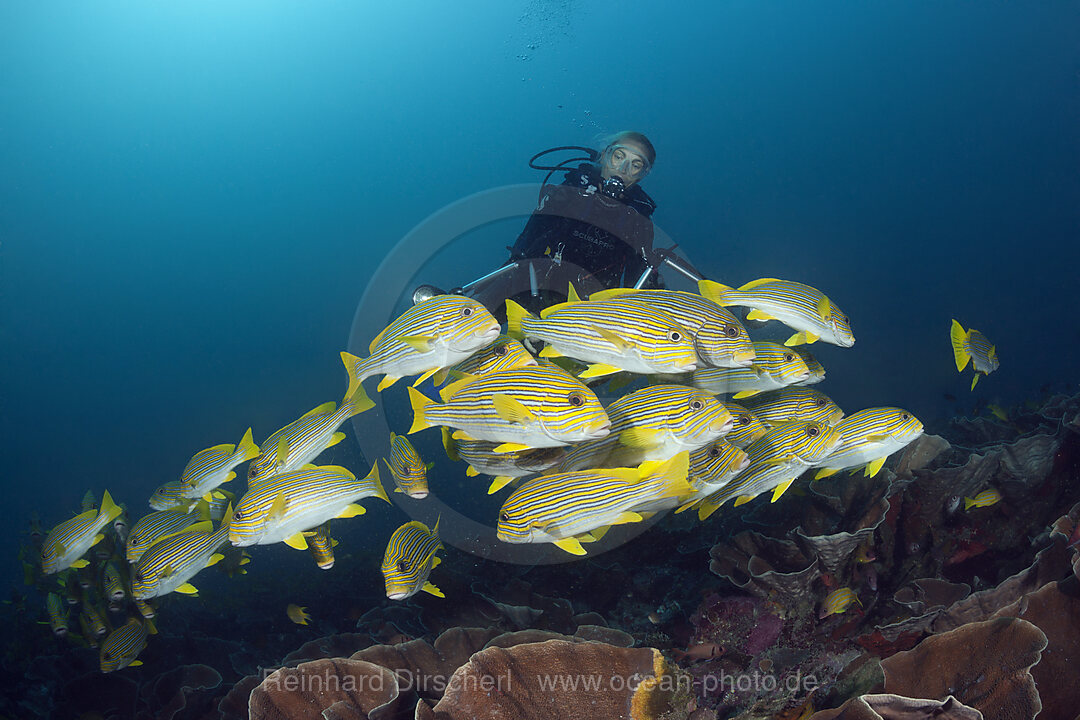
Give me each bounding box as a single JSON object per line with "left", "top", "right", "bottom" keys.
{"left": 129, "top": 660, "right": 144, "bottom": 667}
{"left": 580, "top": 363, "right": 623, "bottom": 379}
{"left": 70, "top": 559, "right": 89, "bottom": 569}
{"left": 326, "top": 431, "right": 346, "bottom": 448}
{"left": 422, "top": 582, "right": 445, "bottom": 598}
{"left": 593, "top": 327, "right": 632, "bottom": 352}
{"left": 206, "top": 553, "right": 225, "bottom": 567}
{"left": 770, "top": 480, "right": 796, "bottom": 502}
{"left": 538, "top": 345, "right": 563, "bottom": 358}
{"left": 282, "top": 533, "right": 309, "bottom": 550}
{"left": 487, "top": 476, "right": 514, "bottom": 494}
{"left": 430, "top": 556, "right": 442, "bottom": 568}
{"left": 613, "top": 511, "right": 644, "bottom": 524}
{"left": 451, "top": 430, "right": 476, "bottom": 442}
{"left": 745, "top": 309, "right": 775, "bottom": 321}
{"left": 619, "top": 428, "right": 662, "bottom": 449}
{"left": 92, "top": 533, "right": 106, "bottom": 546}
{"left": 731, "top": 390, "right": 760, "bottom": 399}
{"left": 493, "top": 442, "right": 532, "bottom": 454}
{"left": 492, "top": 393, "right": 536, "bottom": 425}
{"left": 552, "top": 537, "right": 588, "bottom": 556}
{"left": 174, "top": 583, "right": 199, "bottom": 595}
{"left": 865, "top": 456, "right": 887, "bottom": 477}
{"left": 399, "top": 335, "right": 438, "bottom": 353}
{"left": 970, "top": 374, "right": 981, "bottom": 391}
{"left": 202, "top": 493, "right": 215, "bottom": 503}
{"left": 336, "top": 503, "right": 366, "bottom": 519}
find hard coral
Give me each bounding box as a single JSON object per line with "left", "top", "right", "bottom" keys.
{"left": 807, "top": 693, "right": 982, "bottom": 720}
{"left": 249, "top": 658, "right": 403, "bottom": 720}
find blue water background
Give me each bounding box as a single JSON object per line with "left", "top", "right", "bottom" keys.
{"left": 2, "top": 2, "right": 1078, "bottom": 590}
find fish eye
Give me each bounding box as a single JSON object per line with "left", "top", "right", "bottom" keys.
{"left": 669, "top": 331, "right": 682, "bottom": 342}
{"left": 568, "top": 392, "right": 585, "bottom": 407}
{"left": 806, "top": 426, "right": 819, "bottom": 437}
{"left": 902, "top": 413, "right": 910, "bottom": 420}
{"left": 233, "top": 510, "right": 244, "bottom": 520}
{"left": 815, "top": 398, "right": 826, "bottom": 407}
{"left": 494, "top": 344, "right": 508, "bottom": 357}
{"left": 690, "top": 400, "right": 703, "bottom": 411}
{"left": 397, "top": 560, "right": 411, "bottom": 573}
{"left": 462, "top": 307, "right": 473, "bottom": 317}
{"left": 708, "top": 445, "right": 721, "bottom": 458}
{"left": 500, "top": 512, "right": 510, "bottom": 522}
{"left": 784, "top": 353, "right": 795, "bottom": 362}
{"left": 739, "top": 416, "right": 751, "bottom": 426}
{"left": 724, "top": 324, "right": 738, "bottom": 338}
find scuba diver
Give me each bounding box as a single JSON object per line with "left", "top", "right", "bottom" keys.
{"left": 414, "top": 131, "right": 705, "bottom": 315}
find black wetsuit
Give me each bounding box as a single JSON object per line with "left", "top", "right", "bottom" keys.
{"left": 473, "top": 163, "right": 660, "bottom": 316}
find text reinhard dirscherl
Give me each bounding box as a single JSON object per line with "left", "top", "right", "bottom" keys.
{"left": 257, "top": 666, "right": 819, "bottom": 697}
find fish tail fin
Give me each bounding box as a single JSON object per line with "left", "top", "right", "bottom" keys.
{"left": 950, "top": 320, "right": 971, "bottom": 372}
{"left": 964, "top": 496, "right": 975, "bottom": 510}
{"left": 698, "top": 279, "right": 735, "bottom": 305}
{"left": 99, "top": 490, "right": 123, "bottom": 524}
{"left": 504, "top": 299, "right": 532, "bottom": 339}
{"left": 365, "top": 461, "right": 390, "bottom": 504}
{"left": 340, "top": 351, "right": 370, "bottom": 400}
{"left": 235, "top": 428, "right": 261, "bottom": 463}
{"left": 343, "top": 380, "right": 375, "bottom": 418}
{"left": 640, "top": 451, "right": 693, "bottom": 498}
{"left": 407, "top": 387, "right": 436, "bottom": 434}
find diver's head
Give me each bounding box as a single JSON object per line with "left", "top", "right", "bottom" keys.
{"left": 598, "top": 131, "right": 655, "bottom": 188}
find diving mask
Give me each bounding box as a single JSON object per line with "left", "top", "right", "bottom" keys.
{"left": 600, "top": 144, "right": 651, "bottom": 182}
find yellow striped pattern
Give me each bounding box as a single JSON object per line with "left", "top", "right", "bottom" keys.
{"left": 381, "top": 520, "right": 442, "bottom": 599}
{"left": 449, "top": 335, "right": 537, "bottom": 378}
{"left": 721, "top": 401, "right": 770, "bottom": 448}
{"left": 739, "top": 386, "right": 845, "bottom": 427}
{"left": 100, "top": 617, "right": 150, "bottom": 673}
{"left": 692, "top": 342, "right": 811, "bottom": 397}
{"left": 812, "top": 407, "right": 923, "bottom": 476}
{"left": 132, "top": 524, "right": 229, "bottom": 599}
{"left": 386, "top": 432, "right": 429, "bottom": 498}
{"left": 127, "top": 507, "right": 211, "bottom": 563}
{"left": 41, "top": 490, "right": 122, "bottom": 574}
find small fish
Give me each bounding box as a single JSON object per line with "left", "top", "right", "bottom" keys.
{"left": 792, "top": 347, "right": 826, "bottom": 384}
{"left": 133, "top": 597, "right": 156, "bottom": 619}
{"left": 100, "top": 617, "right": 155, "bottom": 672}
{"left": 80, "top": 602, "right": 108, "bottom": 638}
{"left": 132, "top": 510, "right": 232, "bottom": 599}
{"left": 126, "top": 506, "right": 213, "bottom": 564}
{"left": 446, "top": 430, "right": 568, "bottom": 494}
{"left": 965, "top": 488, "right": 1003, "bottom": 510}
{"left": 950, "top": 319, "right": 999, "bottom": 390}
{"left": 179, "top": 428, "right": 261, "bottom": 502}
{"left": 987, "top": 404, "right": 1009, "bottom": 422}
{"left": 286, "top": 604, "right": 311, "bottom": 625}
{"left": 586, "top": 287, "right": 756, "bottom": 368}
{"left": 382, "top": 519, "right": 445, "bottom": 600}
{"left": 820, "top": 587, "right": 861, "bottom": 618}
{"left": 446, "top": 335, "right": 537, "bottom": 379}
{"left": 739, "top": 386, "right": 845, "bottom": 427}
{"left": 385, "top": 433, "right": 430, "bottom": 499}
{"left": 497, "top": 453, "right": 693, "bottom": 556}
{"left": 341, "top": 294, "right": 501, "bottom": 393}
{"left": 692, "top": 342, "right": 811, "bottom": 398}
{"left": 230, "top": 464, "right": 388, "bottom": 549}
{"left": 41, "top": 490, "right": 123, "bottom": 575}
{"left": 506, "top": 297, "right": 698, "bottom": 377}
{"left": 681, "top": 440, "right": 751, "bottom": 506}
{"left": 148, "top": 480, "right": 191, "bottom": 512}
{"left": 699, "top": 278, "right": 855, "bottom": 347}
{"left": 721, "top": 402, "right": 770, "bottom": 449}
{"left": 79, "top": 612, "right": 100, "bottom": 648}
{"left": 247, "top": 385, "right": 374, "bottom": 484}
{"left": 812, "top": 407, "right": 924, "bottom": 479}
{"left": 305, "top": 525, "right": 337, "bottom": 570}
{"left": 407, "top": 365, "right": 611, "bottom": 451}
{"left": 46, "top": 593, "right": 68, "bottom": 638}
{"left": 102, "top": 562, "right": 126, "bottom": 603}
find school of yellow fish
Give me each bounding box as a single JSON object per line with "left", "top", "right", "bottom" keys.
{"left": 31, "top": 278, "right": 1002, "bottom": 671}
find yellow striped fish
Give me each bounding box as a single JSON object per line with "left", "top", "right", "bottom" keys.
{"left": 587, "top": 287, "right": 756, "bottom": 368}
{"left": 686, "top": 421, "right": 841, "bottom": 519}
{"left": 103, "top": 562, "right": 126, "bottom": 602}
{"left": 126, "top": 506, "right": 213, "bottom": 563}
{"left": 497, "top": 452, "right": 693, "bottom": 556}
{"left": 230, "top": 464, "right": 388, "bottom": 549}
{"left": 46, "top": 593, "right": 68, "bottom": 637}
{"left": 722, "top": 401, "right": 770, "bottom": 449}
{"left": 148, "top": 480, "right": 190, "bottom": 511}
{"left": 100, "top": 617, "right": 155, "bottom": 672}
{"left": 687, "top": 440, "right": 751, "bottom": 495}
{"left": 445, "top": 430, "right": 568, "bottom": 495}
{"left": 965, "top": 488, "right": 1003, "bottom": 510}
{"left": 446, "top": 334, "right": 537, "bottom": 379}
{"left": 700, "top": 278, "right": 855, "bottom": 348}
{"left": 132, "top": 511, "right": 232, "bottom": 599}
{"left": 820, "top": 587, "right": 861, "bottom": 618}
{"left": 80, "top": 602, "right": 108, "bottom": 639}
{"left": 813, "top": 407, "right": 924, "bottom": 479}
{"left": 179, "top": 428, "right": 261, "bottom": 502}
{"left": 133, "top": 597, "right": 156, "bottom": 619}
{"left": 407, "top": 365, "right": 610, "bottom": 451}
{"left": 341, "top": 294, "right": 500, "bottom": 393}
{"left": 41, "top": 490, "right": 123, "bottom": 575}
{"left": 692, "top": 342, "right": 811, "bottom": 398}
{"left": 793, "top": 347, "right": 826, "bottom": 385}
{"left": 561, "top": 385, "right": 734, "bottom": 472}
{"left": 384, "top": 432, "right": 430, "bottom": 499}
{"left": 305, "top": 525, "right": 337, "bottom": 570}
{"left": 382, "top": 519, "right": 444, "bottom": 600}
{"left": 739, "top": 386, "right": 845, "bottom": 427}
{"left": 505, "top": 298, "right": 697, "bottom": 377}
{"left": 247, "top": 385, "right": 374, "bottom": 484}
{"left": 950, "top": 319, "right": 999, "bottom": 390}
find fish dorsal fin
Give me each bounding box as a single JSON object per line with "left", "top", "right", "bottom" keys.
{"left": 567, "top": 282, "right": 581, "bottom": 302}
{"left": 301, "top": 401, "right": 336, "bottom": 419}
{"left": 492, "top": 394, "right": 536, "bottom": 425}
{"left": 552, "top": 537, "right": 587, "bottom": 555}
{"left": 399, "top": 335, "right": 437, "bottom": 353}
{"left": 368, "top": 325, "right": 390, "bottom": 354}
{"left": 588, "top": 287, "right": 634, "bottom": 301}
{"left": 738, "top": 278, "right": 780, "bottom": 291}
{"left": 539, "top": 301, "right": 575, "bottom": 319}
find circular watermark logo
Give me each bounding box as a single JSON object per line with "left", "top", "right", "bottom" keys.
{"left": 347, "top": 182, "right": 698, "bottom": 565}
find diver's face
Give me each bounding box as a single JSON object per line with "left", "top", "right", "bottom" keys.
{"left": 600, "top": 141, "right": 651, "bottom": 186}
